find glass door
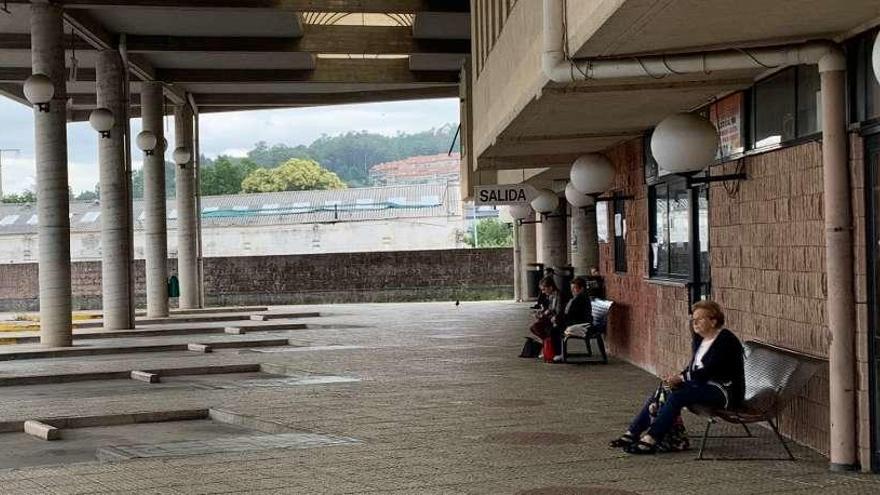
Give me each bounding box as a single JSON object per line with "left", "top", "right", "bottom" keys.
{"left": 866, "top": 134, "right": 880, "bottom": 471}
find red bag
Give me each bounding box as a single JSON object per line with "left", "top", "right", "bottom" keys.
{"left": 542, "top": 338, "right": 556, "bottom": 363}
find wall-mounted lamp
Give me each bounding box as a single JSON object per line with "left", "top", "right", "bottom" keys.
{"left": 570, "top": 153, "right": 615, "bottom": 194}
{"left": 651, "top": 113, "right": 746, "bottom": 187}
{"left": 23, "top": 73, "right": 54, "bottom": 113}
{"left": 173, "top": 147, "right": 191, "bottom": 168}
{"left": 136, "top": 130, "right": 158, "bottom": 156}
{"left": 872, "top": 31, "right": 880, "bottom": 84}
{"left": 88, "top": 107, "right": 114, "bottom": 139}
{"left": 564, "top": 182, "right": 595, "bottom": 209}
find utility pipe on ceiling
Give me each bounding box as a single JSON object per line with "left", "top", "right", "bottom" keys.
{"left": 540, "top": 0, "right": 857, "bottom": 470}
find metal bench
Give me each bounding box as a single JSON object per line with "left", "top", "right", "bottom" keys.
{"left": 690, "top": 340, "right": 823, "bottom": 460}
{"left": 561, "top": 298, "right": 613, "bottom": 364}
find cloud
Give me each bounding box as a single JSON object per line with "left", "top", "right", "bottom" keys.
{"left": 0, "top": 95, "right": 460, "bottom": 192}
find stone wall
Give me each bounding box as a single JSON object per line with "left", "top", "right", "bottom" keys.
{"left": 599, "top": 137, "right": 839, "bottom": 456}
{"left": 0, "top": 248, "right": 513, "bottom": 311}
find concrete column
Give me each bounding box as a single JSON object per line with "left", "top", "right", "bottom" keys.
{"left": 175, "top": 104, "right": 198, "bottom": 309}
{"left": 519, "top": 212, "right": 537, "bottom": 300}
{"left": 539, "top": 203, "right": 567, "bottom": 271}
{"left": 512, "top": 221, "right": 522, "bottom": 301}
{"left": 141, "top": 82, "right": 168, "bottom": 317}
{"left": 570, "top": 205, "right": 599, "bottom": 277}
{"left": 31, "top": 3, "right": 71, "bottom": 347}
{"left": 96, "top": 50, "right": 134, "bottom": 330}
{"left": 819, "top": 51, "right": 858, "bottom": 471}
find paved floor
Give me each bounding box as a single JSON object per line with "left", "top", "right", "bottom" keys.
{"left": 0, "top": 301, "right": 877, "bottom": 494}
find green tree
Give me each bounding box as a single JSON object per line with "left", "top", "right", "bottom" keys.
{"left": 464, "top": 219, "right": 513, "bottom": 248}
{"left": 200, "top": 156, "right": 259, "bottom": 196}
{"left": 75, "top": 189, "right": 99, "bottom": 201}
{"left": 1, "top": 190, "right": 36, "bottom": 203}
{"left": 241, "top": 159, "right": 346, "bottom": 193}
{"left": 131, "top": 162, "right": 177, "bottom": 199}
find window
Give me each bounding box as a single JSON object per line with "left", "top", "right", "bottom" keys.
{"left": 846, "top": 29, "right": 880, "bottom": 124}
{"left": 613, "top": 197, "right": 627, "bottom": 273}
{"left": 751, "top": 65, "right": 821, "bottom": 148}
{"left": 709, "top": 92, "right": 745, "bottom": 157}
{"left": 648, "top": 178, "right": 710, "bottom": 280}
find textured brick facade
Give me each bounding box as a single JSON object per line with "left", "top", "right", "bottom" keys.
{"left": 598, "top": 137, "right": 868, "bottom": 460}
{"left": 0, "top": 248, "right": 513, "bottom": 311}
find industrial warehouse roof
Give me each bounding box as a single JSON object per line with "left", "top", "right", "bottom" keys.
{"left": 0, "top": 1, "right": 469, "bottom": 119}
{"left": 0, "top": 183, "right": 462, "bottom": 234}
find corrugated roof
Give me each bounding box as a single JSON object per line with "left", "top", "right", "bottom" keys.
{"left": 0, "top": 183, "right": 462, "bottom": 234}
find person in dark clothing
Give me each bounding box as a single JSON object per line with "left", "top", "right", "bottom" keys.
{"left": 531, "top": 267, "right": 556, "bottom": 310}
{"left": 561, "top": 277, "right": 594, "bottom": 345}
{"left": 584, "top": 266, "right": 605, "bottom": 300}
{"left": 610, "top": 300, "right": 745, "bottom": 454}
{"left": 530, "top": 275, "right": 567, "bottom": 361}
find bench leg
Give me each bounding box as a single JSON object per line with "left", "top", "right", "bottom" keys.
{"left": 595, "top": 334, "right": 608, "bottom": 364}
{"left": 768, "top": 418, "right": 795, "bottom": 461}
{"left": 740, "top": 422, "right": 753, "bottom": 438}
{"left": 584, "top": 338, "right": 592, "bottom": 357}
{"left": 697, "top": 418, "right": 715, "bottom": 460}
{"left": 561, "top": 337, "right": 569, "bottom": 362}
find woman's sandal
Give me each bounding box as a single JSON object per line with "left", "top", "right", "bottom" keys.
{"left": 625, "top": 440, "right": 658, "bottom": 455}
{"left": 608, "top": 433, "right": 636, "bottom": 448}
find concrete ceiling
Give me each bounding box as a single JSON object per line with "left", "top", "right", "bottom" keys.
{"left": 573, "top": 0, "right": 880, "bottom": 58}
{"left": 0, "top": 0, "right": 470, "bottom": 119}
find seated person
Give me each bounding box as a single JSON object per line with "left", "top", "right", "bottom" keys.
{"left": 584, "top": 266, "right": 605, "bottom": 300}
{"left": 531, "top": 267, "right": 556, "bottom": 310}
{"left": 562, "top": 276, "right": 593, "bottom": 340}
{"left": 610, "top": 300, "right": 745, "bottom": 454}
{"left": 530, "top": 276, "right": 567, "bottom": 361}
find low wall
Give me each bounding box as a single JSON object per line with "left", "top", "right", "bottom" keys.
{"left": 0, "top": 248, "right": 513, "bottom": 311}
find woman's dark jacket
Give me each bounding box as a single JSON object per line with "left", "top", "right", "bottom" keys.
{"left": 562, "top": 291, "right": 592, "bottom": 328}
{"left": 682, "top": 328, "right": 746, "bottom": 408}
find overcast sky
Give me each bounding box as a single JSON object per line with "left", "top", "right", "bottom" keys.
{"left": 0, "top": 96, "right": 459, "bottom": 195}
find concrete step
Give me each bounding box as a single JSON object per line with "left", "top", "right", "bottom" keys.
{"left": 0, "top": 338, "right": 293, "bottom": 361}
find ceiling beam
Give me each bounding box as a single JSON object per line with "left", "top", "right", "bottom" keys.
{"left": 5, "top": 0, "right": 469, "bottom": 14}
{"left": 124, "top": 25, "right": 469, "bottom": 54}
{"left": 191, "top": 86, "right": 458, "bottom": 106}
{"left": 0, "top": 83, "right": 28, "bottom": 106}
{"left": 158, "top": 59, "right": 460, "bottom": 83}
{"left": 0, "top": 34, "right": 92, "bottom": 51}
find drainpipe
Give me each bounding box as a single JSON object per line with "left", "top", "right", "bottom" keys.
{"left": 820, "top": 52, "right": 859, "bottom": 472}
{"left": 541, "top": 0, "right": 856, "bottom": 469}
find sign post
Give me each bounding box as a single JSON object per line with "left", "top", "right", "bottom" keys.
{"left": 474, "top": 184, "right": 537, "bottom": 205}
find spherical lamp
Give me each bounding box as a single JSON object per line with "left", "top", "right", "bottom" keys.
{"left": 88, "top": 108, "right": 114, "bottom": 138}
{"left": 530, "top": 188, "right": 559, "bottom": 214}
{"left": 650, "top": 113, "right": 718, "bottom": 174}
{"left": 873, "top": 31, "right": 880, "bottom": 85}
{"left": 508, "top": 204, "right": 533, "bottom": 220}
{"left": 136, "top": 131, "right": 158, "bottom": 155}
{"left": 565, "top": 183, "right": 595, "bottom": 208}
{"left": 570, "top": 153, "right": 615, "bottom": 194}
{"left": 23, "top": 73, "right": 54, "bottom": 112}
{"left": 173, "top": 147, "right": 192, "bottom": 166}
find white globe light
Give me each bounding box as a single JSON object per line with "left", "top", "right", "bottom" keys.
{"left": 508, "top": 204, "right": 533, "bottom": 220}
{"left": 565, "top": 183, "right": 595, "bottom": 208}
{"left": 873, "top": 31, "right": 880, "bottom": 85}
{"left": 173, "top": 147, "right": 192, "bottom": 165}
{"left": 650, "top": 113, "right": 718, "bottom": 174}
{"left": 136, "top": 131, "right": 158, "bottom": 152}
{"left": 530, "top": 188, "right": 559, "bottom": 214}
{"left": 88, "top": 108, "right": 114, "bottom": 133}
{"left": 23, "top": 73, "right": 54, "bottom": 105}
{"left": 570, "top": 153, "right": 615, "bottom": 194}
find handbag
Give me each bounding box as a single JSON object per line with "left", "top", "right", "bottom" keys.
{"left": 649, "top": 383, "right": 690, "bottom": 452}
{"left": 529, "top": 314, "right": 552, "bottom": 339}
{"left": 519, "top": 338, "right": 542, "bottom": 358}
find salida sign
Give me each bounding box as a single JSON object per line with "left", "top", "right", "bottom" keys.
{"left": 474, "top": 184, "right": 537, "bottom": 205}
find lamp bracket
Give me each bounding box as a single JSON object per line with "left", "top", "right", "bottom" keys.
{"left": 684, "top": 172, "right": 747, "bottom": 187}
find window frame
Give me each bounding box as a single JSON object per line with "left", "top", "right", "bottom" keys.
{"left": 748, "top": 65, "right": 823, "bottom": 151}
{"left": 613, "top": 196, "right": 627, "bottom": 273}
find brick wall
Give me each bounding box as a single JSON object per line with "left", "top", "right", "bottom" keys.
{"left": 599, "top": 137, "right": 846, "bottom": 457}
{"left": 0, "top": 248, "right": 513, "bottom": 311}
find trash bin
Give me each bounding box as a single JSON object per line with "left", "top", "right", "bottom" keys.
{"left": 526, "top": 263, "right": 544, "bottom": 299}
{"left": 167, "top": 275, "right": 180, "bottom": 298}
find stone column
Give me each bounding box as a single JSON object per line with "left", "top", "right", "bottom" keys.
{"left": 540, "top": 203, "right": 567, "bottom": 271}
{"left": 512, "top": 221, "right": 521, "bottom": 301}
{"left": 141, "top": 82, "right": 168, "bottom": 317}
{"left": 31, "top": 3, "right": 71, "bottom": 347}
{"left": 96, "top": 50, "right": 134, "bottom": 330}
{"left": 519, "top": 212, "right": 537, "bottom": 300}
{"left": 570, "top": 205, "right": 599, "bottom": 277}
{"left": 175, "top": 104, "right": 198, "bottom": 309}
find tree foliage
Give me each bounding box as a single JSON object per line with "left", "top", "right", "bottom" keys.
{"left": 200, "top": 156, "right": 259, "bottom": 196}
{"left": 1, "top": 190, "right": 36, "bottom": 203}
{"left": 240, "top": 158, "right": 346, "bottom": 193}
{"left": 131, "top": 162, "right": 177, "bottom": 199}
{"left": 464, "top": 219, "right": 513, "bottom": 248}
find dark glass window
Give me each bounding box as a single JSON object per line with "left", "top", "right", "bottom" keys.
{"left": 751, "top": 65, "right": 821, "bottom": 148}
{"left": 613, "top": 197, "right": 627, "bottom": 273}
{"left": 649, "top": 178, "right": 710, "bottom": 280}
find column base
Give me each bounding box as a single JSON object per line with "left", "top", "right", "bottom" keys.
{"left": 829, "top": 462, "right": 860, "bottom": 472}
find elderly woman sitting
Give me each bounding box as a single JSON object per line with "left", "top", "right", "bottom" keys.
{"left": 611, "top": 300, "right": 745, "bottom": 454}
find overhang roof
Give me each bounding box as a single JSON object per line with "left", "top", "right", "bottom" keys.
{"left": 0, "top": 0, "right": 470, "bottom": 120}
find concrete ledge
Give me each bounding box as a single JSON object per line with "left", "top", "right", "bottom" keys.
{"left": 130, "top": 371, "right": 160, "bottom": 383}
{"left": 0, "top": 339, "right": 293, "bottom": 361}
{"left": 224, "top": 327, "right": 245, "bottom": 334}
{"left": 42, "top": 409, "right": 209, "bottom": 429}
{"left": 187, "top": 343, "right": 212, "bottom": 353}
{"left": 24, "top": 420, "right": 60, "bottom": 441}
{"left": 0, "top": 364, "right": 262, "bottom": 387}
{"left": 208, "top": 408, "right": 294, "bottom": 434}
{"left": 249, "top": 315, "right": 267, "bottom": 321}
